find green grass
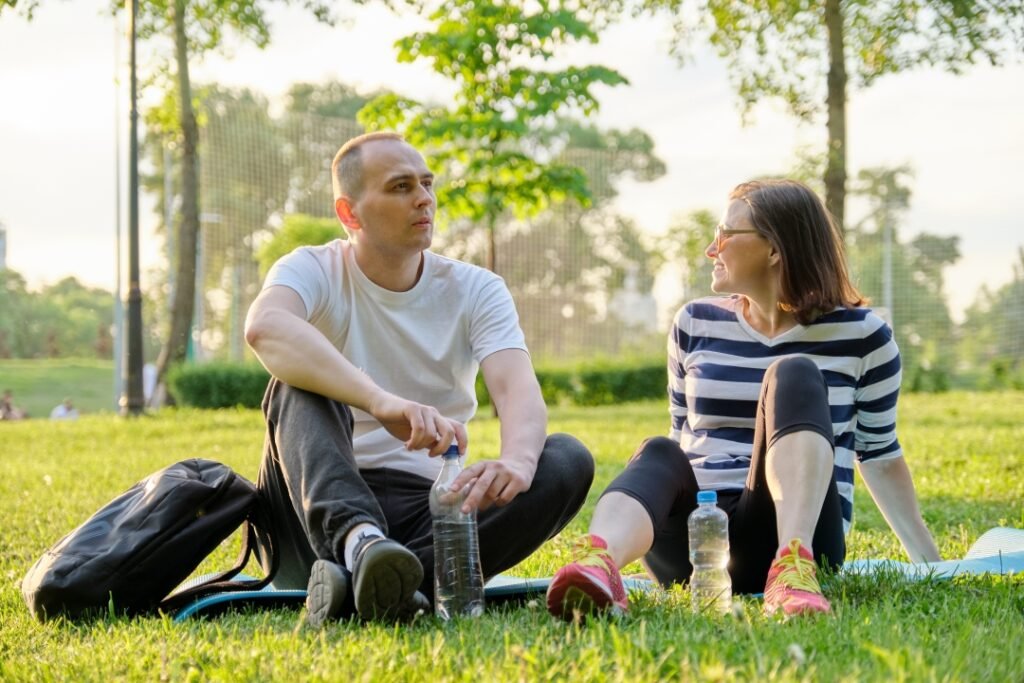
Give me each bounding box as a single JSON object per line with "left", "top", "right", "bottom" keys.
{"left": 2, "top": 393, "right": 1023, "bottom": 681}
{"left": 0, "top": 358, "right": 116, "bottom": 418}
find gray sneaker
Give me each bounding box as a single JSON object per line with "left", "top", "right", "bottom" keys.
{"left": 350, "top": 535, "right": 426, "bottom": 621}
{"left": 306, "top": 559, "right": 351, "bottom": 628}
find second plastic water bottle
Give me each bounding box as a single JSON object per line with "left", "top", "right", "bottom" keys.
{"left": 429, "top": 444, "right": 485, "bottom": 619}
{"left": 688, "top": 490, "right": 732, "bottom": 615}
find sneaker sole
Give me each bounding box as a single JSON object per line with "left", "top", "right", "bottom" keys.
{"left": 765, "top": 600, "right": 832, "bottom": 617}
{"left": 547, "top": 570, "right": 624, "bottom": 621}
{"left": 353, "top": 542, "right": 424, "bottom": 620}
{"left": 306, "top": 560, "right": 350, "bottom": 628}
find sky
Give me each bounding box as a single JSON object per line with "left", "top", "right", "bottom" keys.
{"left": 0, "top": 1, "right": 1022, "bottom": 322}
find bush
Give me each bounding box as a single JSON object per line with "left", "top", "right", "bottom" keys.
{"left": 477, "top": 358, "right": 663, "bottom": 407}
{"left": 575, "top": 359, "right": 666, "bottom": 406}
{"left": 167, "top": 362, "right": 270, "bottom": 409}
{"left": 171, "top": 358, "right": 666, "bottom": 410}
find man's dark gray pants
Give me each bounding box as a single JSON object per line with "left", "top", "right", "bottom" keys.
{"left": 255, "top": 378, "right": 595, "bottom": 593}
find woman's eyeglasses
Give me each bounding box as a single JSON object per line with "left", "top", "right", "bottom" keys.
{"left": 714, "top": 224, "right": 759, "bottom": 251}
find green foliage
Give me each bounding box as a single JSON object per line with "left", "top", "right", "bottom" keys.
{"left": 655, "top": 208, "right": 717, "bottom": 313}
{"left": 280, "top": 81, "right": 380, "bottom": 217}
{"left": 433, "top": 124, "right": 666, "bottom": 359}
{"left": 477, "top": 358, "right": 664, "bottom": 407}
{"left": 113, "top": 0, "right": 337, "bottom": 376}
{"left": 359, "top": 0, "right": 628, "bottom": 270}
{"left": 645, "top": 0, "right": 1024, "bottom": 122}
{"left": 166, "top": 361, "right": 270, "bottom": 408}
{"left": 0, "top": 0, "right": 38, "bottom": 18}
{"left": 640, "top": 0, "right": 1024, "bottom": 229}
{"left": 142, "top": 82, "right": 370, "bottom": 361}
{"left": 846, "top": 167, "right": 960, "bottom": 389}
{"left": 285, "top": 81, "right": 382, "bottom": 122}
{"left": 958, "top": 247, "right": 1024, "bottom": 379}
{"left": 256, "top": 214, "right": 346, "bottom": 277}
{"left": 2, "top": 394, "right": 1024, "bottom": 680}
{"left": 168, "top": 357, "right": 665, "bottom": 411}
{"left": 0, "top": 270, "right": 119, "bottom": 360}
{"left": 575, "top": 358, "right": 666, "bottom": 406}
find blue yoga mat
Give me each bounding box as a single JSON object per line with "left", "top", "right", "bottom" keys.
{"left": 843, "top": 526, "right": 1024, "bottom": 579}
{"left": 171, "top": 526, "right": 1024, "bottom": 621}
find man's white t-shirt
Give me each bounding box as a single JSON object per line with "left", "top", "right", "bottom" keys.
{"left": 263, "top": 239, "right": 528, "bottom": 481}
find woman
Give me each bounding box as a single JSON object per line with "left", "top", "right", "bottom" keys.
{"left": 546, "top": 179, "right": 940, "bottom": 619}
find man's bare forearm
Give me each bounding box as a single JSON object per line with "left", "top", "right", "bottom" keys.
{"left": 246, "top": 307, "right": 384, "bottom": 412}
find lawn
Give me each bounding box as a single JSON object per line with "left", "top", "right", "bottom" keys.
{"left": 0, "top": 358, "right": 116, "bottom": 418}
{"left": 1, "top": 393, "right": 1023, "bottom": 681}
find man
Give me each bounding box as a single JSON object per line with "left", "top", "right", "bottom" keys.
{"left": 244, "top": 131, "right": 594, "bottom": 625}
{"left": 1, "top": 389, "right": 25, "bottom": 420}
{"left": 49, "top": 398, "right": 79, "bottom": 420}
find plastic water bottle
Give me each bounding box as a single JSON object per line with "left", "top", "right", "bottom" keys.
{"left": 688, "top": 490, "right": 732, "bottom": 615}
{"left": 429, "top": 444, "right": 485, "bottom": 619}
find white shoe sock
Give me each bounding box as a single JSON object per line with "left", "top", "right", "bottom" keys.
{"left": 343, "top": 524, "right": 385, "bottom": 570}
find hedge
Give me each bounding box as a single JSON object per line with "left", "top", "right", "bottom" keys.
{"left": 170, "top": 359, "right": 667, "bottom": 410}
{"left": 167, "top": 362, "right": 271, "bottom": 409}
{"left": 476, "top": 358, "right": 665, "bottom": 407}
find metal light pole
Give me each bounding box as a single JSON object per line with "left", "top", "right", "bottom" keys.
{"left": 121, "top": 0, "right": 145, "bottom": 416}
{"left": 113, "top": 19, "right": 124, "bottom": 411}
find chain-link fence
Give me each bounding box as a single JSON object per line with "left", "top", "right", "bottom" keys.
{"left": 171, "top": 108, "right": 1024, "bottom": 386}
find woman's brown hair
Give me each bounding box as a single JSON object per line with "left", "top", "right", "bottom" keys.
{"left": 730, "top": 179, "right": 866, "bottom": 324}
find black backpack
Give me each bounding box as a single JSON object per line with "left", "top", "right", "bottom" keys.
{"left": 22, "top": 458, "right": 277, "bottom": 621}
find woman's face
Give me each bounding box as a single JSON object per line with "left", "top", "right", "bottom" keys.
{"left": 705, "top": 199, "right": 775, "bottom": 296}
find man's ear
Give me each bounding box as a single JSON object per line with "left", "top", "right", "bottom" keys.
{"left": 335, "top": 197, "right": 359, "bottom": 231}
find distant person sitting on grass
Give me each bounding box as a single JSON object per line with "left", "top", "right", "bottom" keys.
{"left": 1, "top": 389, "right": 26, "bottom": 420}
{"left": 547, "top": 179, "right": 941, "bottom": 621}
{"left": 244, "top": 131, "right": 594, "bottom": 625}
{"left": 49, "top": 398, "right": 79, "bottom": 421}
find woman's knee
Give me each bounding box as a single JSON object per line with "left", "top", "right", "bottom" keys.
{"left": 766, "top": 355, "right": 821, "bottom": 383}
{"left": 763, "top": 356, "right": 827, "bottom": 401}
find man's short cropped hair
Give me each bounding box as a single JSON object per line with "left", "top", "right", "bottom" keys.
{"left": 331, "top": 131, "right": 406, "bottom": 200}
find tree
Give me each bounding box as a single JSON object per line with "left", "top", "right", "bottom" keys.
{"left": 655, "top": 208, "right": 717, "bottom": 316}
{"left": 642, "top": 0, "right": 1024, "bottom": 232}
{"left": 434, "top": 123, "right": 667, "bottom": 359}
{"left": 846, "top": 167, "right": 960, "bottom": 389}
{"left": 0, "top": 270, "right": 123, "bottom": 359}
{"left": 958, "top": 248, "right": 1024, "bottom": 387}
{"left": 0, "top": 270, "right": 33, "bottom": 358}
{"left": 281, "top": 81, "right": 384, "bottom": 217}
{"left": 119, "top": 0, "right": 333, "bottom": 397}
{"left": 358, "top": 0, "right": 627, "bottom": 274}
{"left": 256, "top": 213, "right": 345, "bottom": 277}
{"left": 143, "top": 80, "right": 389, "bottom": 360}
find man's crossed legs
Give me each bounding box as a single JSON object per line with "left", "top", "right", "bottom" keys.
{"left": 255, "top": 378, "right": 594, "bottom": 623}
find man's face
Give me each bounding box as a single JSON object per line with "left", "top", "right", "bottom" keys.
{"left": 343, "top": 139, "right": 436, "bottom": 257}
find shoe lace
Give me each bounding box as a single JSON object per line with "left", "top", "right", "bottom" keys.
{"left": 770, "top": 539, "right": 823, "bottom": 594}
{"left": 573, "top": 537, "right": 614, "bottom": 572}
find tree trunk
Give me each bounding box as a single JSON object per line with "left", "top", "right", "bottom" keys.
{"left": 155, "top": 0, "right": 200, "bottom": 398}
{"left": 486, "top": 213, "right": 497, "bottom": 274}
{"left": 824, "top": 0, "right": 847, "bottom": 234}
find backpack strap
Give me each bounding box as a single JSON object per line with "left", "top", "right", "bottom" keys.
{"left": 159, "top": 504, "right": 280, "bottom": 613}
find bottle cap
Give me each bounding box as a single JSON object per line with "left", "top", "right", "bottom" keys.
{"left": 443, "top": 444, "right": 460, "bottom": 458}
{"left": 696, "top": 490, "right": 717, "bottom": 504}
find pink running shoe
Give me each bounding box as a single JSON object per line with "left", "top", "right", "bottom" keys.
{"left": 763, "top": 538, "right": 832, "bottom": 617}
{"left": 546, "top": 534, "right": 629, "bottom": 621}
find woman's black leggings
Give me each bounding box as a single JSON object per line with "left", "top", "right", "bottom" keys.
{"left": 604, "top": 356, "right": 847, "bottom": 594}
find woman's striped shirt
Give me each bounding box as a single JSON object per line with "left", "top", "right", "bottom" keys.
{"left": 668, "top": 295, "right": 904, "bottom": 533}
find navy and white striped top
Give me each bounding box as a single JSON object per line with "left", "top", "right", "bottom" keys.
{"left": 668, "top": 295, "right": 904, "bottom": 533}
